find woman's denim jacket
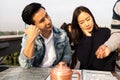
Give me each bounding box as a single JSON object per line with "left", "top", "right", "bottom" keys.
{"left": 19, "top": 27, "right": 72, "bottom": 68}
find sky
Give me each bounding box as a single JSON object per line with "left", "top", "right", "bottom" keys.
{"left": 0, "top": 0, "right": 116, "bottom": 31}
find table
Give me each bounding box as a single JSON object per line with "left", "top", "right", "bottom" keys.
{"left": 0, "top": 65, "right": 120, "bottom": 80}
{"left": 0, "top": 65, "right": 50, "bottom": 80}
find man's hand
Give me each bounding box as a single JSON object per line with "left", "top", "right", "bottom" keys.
{"left": 96, "top": 45, "right": 110, "bottom": 59}
{"left": 24, "top": 25, "right": 40, "bottom": 41}
{"left": 23, "top": 25, "right": 41, "bottom": 58}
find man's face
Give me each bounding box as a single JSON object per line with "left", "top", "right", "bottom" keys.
{"left": 33, "top": 8, "right": 53, "bottom": 33}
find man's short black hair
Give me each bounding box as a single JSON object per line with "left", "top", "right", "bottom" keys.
{"left": 22, "top": 2, "right": 45, "bottom": 25}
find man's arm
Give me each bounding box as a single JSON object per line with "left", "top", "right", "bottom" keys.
{"left": 23, "top": 25, "right": 40, "bottom": 58}
{"left": 96, "top": 32, "right": 120, "bottom": 59}
{"left": 104, "top": 32, "right": 120, "bottom": 52}
{"left": 19, "top": 36, "right": 35, "bottom": 68}
{"left": 19, "top": 25, "right": 40, "bottom": 68}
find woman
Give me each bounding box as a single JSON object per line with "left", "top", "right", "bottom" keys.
{"left": 71, "top": 6, "right": 117, "bottom": 71}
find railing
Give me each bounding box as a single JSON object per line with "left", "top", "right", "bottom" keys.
{"left": 0, "top": 35, "right": 22, "bottom": 65}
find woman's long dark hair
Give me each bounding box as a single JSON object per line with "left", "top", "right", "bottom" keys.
{"left": 71, "top": 6, "right": 99, "bottom": 44}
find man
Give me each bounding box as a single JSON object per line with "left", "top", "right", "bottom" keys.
{"left": 18, "top": 2, "right": 71, "bottom": 68}
{"left": 96, "top": 0, "right": 120, "bottom": 59}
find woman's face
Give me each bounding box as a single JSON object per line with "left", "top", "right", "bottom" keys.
{"left": 77, "top": 12, "right": 94, "bottom": 36}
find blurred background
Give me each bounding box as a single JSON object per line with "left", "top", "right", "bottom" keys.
{"left": 0, "top": 0, "right": 116, "bottom": 32}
